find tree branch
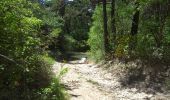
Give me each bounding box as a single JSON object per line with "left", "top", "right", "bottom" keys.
{"left": 0, "top": 54, "right": 18, "bottom": 65}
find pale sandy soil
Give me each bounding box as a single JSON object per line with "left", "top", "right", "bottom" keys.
{"left": 53, "top": 60, "right": 170, "bottom": 100}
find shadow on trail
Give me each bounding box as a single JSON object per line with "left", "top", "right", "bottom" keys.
{"left": 61, "top": 84, "right": 81, "bottom": 98}
{"left": 55, "top": 52, "right": 87, "bottom": 63}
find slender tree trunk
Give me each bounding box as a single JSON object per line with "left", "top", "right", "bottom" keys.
{"left": 131, "top": 4, "right": 140, "bottom": 36}
{"left": 103, "top": 0, "right": 109, "bottom": 54}
{"left": 59, "top": 0, "right": 65, "bottom": 17}
{"left": 58, "top": 0, "right": 66, "bottom": 53}
{"left": 111, "top": 0, "right": 116, "bottom": 55}
{"left": 129, "top": 2, "right": 140, "bottom": 52}
{"left": 111, "top": 0, "right": 116, "bottom": 36}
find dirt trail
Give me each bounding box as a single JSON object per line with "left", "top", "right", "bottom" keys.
{"left": 53, "top": 60, "right": 170, "bottom": 100}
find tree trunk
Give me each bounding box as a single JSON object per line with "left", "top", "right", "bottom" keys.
{"left": 111, "top": 0, "right": 116, "bottom": 54}
{"left": 58, "top": 0, "right": 66, "bottom": 53}
{"left": 111, "top": 0, "right": 116, "bottom": 36}
{"left": 131, "top": 4, "right": 140, "bottom": 36}
{"left": 129, "top": 2, "right": 140, "bottom": 52}
{"left": 59, "top": 0, "right": 65, "bottom": 17}
{"left": 103, "top": 0, "right": 109, "bottom": 54}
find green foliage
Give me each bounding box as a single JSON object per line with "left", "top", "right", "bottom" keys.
{"left": 161, "top": 17, "right": 170, "bottom": 63}
{"left": 57, "top": 67, "right": 69, "bottom": 79}
{"left": 39, "top": 68, "right": 69, "bottom": 100}
{"left": 63, "top": 35, "right": 77, "bottom": 51}
{"left": 88, "top": 0, "right": 170, "bottom": 65}
{"left": 47, "top": 0, "right": 91, "bottom": 52}
{"left": 42, "top": 12, "right": 63, "bottom": 28}
{"left": 50, "top": 28, "right": 62, "bottom": 38}
{"left": 41, "top": 54, "right": 56, "bottom": 65}
{"left": 0, "top": 0, "right": 67, "bottom": 99}
{"left": 42, "top": 77, "right": 68, "bottom": 100}
{"left": 116, "top": 0, "right": 134, "bottom": 35}
{"left": 36, "top": 7, "right": 64, "bottom": 58}
{"left": 165, "top": 78, "right": 170, "bottom": 90}
{"left": 135, "top": 34, "right": 155, "bottom": 60}
{"left": 133, "top": 0, "right": 170, "bottom": 64}
{"left": 114, "top": 35, "right": 130, "bottom": 58}
{"left": 88, "top": 6, "right": 105, "bottom": 61}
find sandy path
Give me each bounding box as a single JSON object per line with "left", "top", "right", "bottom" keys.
{"left": 53, "top": 61, "right": 170, "bottom": 100}
{"left": 53, "top": 62, "right": 114, "bottom": 100}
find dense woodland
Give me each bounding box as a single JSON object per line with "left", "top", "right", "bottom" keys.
{"left": 0, "top": 0, "right": 170, "bottom": 99}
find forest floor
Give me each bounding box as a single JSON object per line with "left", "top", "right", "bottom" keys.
{"left": 53, "top": 53, "right": 170, "bottom": 100}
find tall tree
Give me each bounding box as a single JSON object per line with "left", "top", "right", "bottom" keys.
{"left": 150, "top": 0, "right": 169, "bottom": 47}
{"left": 102, "top": 0, "right": 109, "bottom": 54}
{"left": 131, "top": 2, "right": 140, "bottom": 36}
{"left": 59, "top": 0, "right": 65, "bottom": 16}
{"left": 129, "top": 1, "right": 140, "bottom": 51}
{"left": 111, "top": 0, "right": 116, "bottom": 37}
